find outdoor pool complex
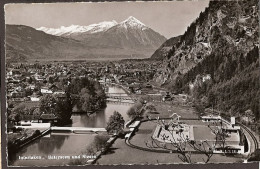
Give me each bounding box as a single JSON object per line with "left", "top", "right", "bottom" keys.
{"left": 152, "top": 120, "right": 242, "bottom": 153}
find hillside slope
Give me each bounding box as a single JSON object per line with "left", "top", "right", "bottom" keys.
{"left": 153, "top": 0, "right": 259, "bottom": 119}
{"left": 151, "top": 35, "right": 181, "bottom": 60}
{"left": 5, "top": 25, "right": 89, "bottom": 62}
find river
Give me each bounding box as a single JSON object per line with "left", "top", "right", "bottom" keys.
{"left": 10, "top": 85, "right": 133, "bottom": 166}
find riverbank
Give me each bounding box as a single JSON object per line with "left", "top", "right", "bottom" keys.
{"left": 8, "top": 128, "right": 50, "bottom": 156}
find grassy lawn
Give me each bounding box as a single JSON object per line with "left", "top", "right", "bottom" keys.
{"left": 130, "top": 121, "right": 156, "bottom": 148}
{"left": 97, "top": 137, "right": 185, "bottom": 164}
{"left": 146, "top": 101, "right": 199, "bottom": 119}
{"left": 97, "top": 136, "right": 242, "bottom": 164}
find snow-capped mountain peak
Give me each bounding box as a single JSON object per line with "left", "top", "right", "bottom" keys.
{"left": 37, "top": 25, "right": 88, "bottom": 36}
{"left": 37, "top": 20, "right": 118, "bottom": 36}
{"left": 123, "top": 16, "right": 145, "bottom": 25}
{"left": 119, "top": 16, "right": 147, "bottom": 29}
{"left": 86, "top": 20, "right": 118, "bottom": 33}
{"left": 37, "top": 17, "right": 148, "bottom": 36}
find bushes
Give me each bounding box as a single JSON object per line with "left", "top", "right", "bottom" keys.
{"left": 194, "top": 102, "right": 206, "bottom": 116}
{"left": 248, "top": 149, "right": 260, "bottom": 162}
{"left": 32, "top": 130, "right": 41, "bottom": 137}
{"left": 146, "top": 104, "right": 156, "bottom": 112}
{"left": 86, "top": 134, "right": 110, "bottom": 155}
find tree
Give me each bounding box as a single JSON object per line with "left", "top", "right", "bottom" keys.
{"left": 68, "top": 77, "right": 106, "bottom": 113}
{"left": 79, "top": 88, "right": 92, "bottom": 112}
{"left": 55, "top": 92, "right": 73, "bottom": 122}
{"left": 39, "top": 95, "right": 57, "bottom": 114}
{"left": 9, "top": 103, "right": 26, "bottom": 122}
{"left": 248, "top": 149, "right": 260, "bottom": 162}
{"left": 85, "top": 134, "right": 110, "bottom": 158}
{"left": 39, "top": 93, "right": 72, "bottom": 123}
{"left": 106, "top": 111, "right": 125, "bottom": 135}
{"left": 93, "top": 134, "right": 110, "bottom": 152}
{"left": 9, "top": 103, "right": 36, "bottom": 122}
{"left": 194, "top": 101, "right": 205, "bottom": 116}
{"left": 208, "top": 120, "right": 229, "bottom": 153}
{"left": 208, "top": 91, "right": 216, "bottom": 107}
{"left": 127, "top": 101, "right": 144, "bottom": 119}
{"left": 86, "top": 145, "right": 96, "bottom": 156}
{"left": 25, "top": 88, "right": 33, "bottom": 97}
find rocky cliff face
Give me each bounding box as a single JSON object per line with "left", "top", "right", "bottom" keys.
{"left": 154, "top": 0, "right": 259, "bottom": 86}
{"left": 152, "top": 0, "right": 259, "bottom": 117}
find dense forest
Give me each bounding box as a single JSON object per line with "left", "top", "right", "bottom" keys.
{"left": 172, "top": 46, "right": 259, "bottom": 120}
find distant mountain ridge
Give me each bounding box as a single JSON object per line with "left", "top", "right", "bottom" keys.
{"left": 37, "top": 17, "right": 148, "bottom": 37}
{"left": 37, "top": 16, "right": 166, "bottom": 49}
{"left": 6, "top": 16, "right": 166, "bottom": 62}
{"left": 5, "top": 24, "right": 88, "bottom": 62}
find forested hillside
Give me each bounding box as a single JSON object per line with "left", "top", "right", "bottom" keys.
{"left": 152, "top": 0, "right": 259, "bottom": 120}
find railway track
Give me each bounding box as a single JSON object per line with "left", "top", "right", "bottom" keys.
{"left": 238, "top": 123, "right": 259, "bottom": 151}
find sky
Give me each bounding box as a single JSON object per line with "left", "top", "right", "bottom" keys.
{"left": 5, "top": 1, "right": 209, "bottom": 38}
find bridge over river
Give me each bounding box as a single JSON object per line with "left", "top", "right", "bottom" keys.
{"left": 106, "top": 93, "right": 131, "bottom": 99}
{"left": 50, "top": 127, "right": 106, "bottom": 133}
{"left": 106, "top": 92, "right": 137, "bottom": 102}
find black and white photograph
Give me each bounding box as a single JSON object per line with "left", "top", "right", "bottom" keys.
{"left": 3, "top": 0, "right": 260, "bottom": 167}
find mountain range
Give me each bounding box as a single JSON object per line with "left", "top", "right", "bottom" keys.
{"left": 37, "top": 20, "right": 118, "bottom": 36}
{"left": 6, "top": 16, "right": 166, "bottom": 62}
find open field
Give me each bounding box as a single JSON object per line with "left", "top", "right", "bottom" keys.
{"left": 147, "top": 101, "right": 199, "bottom": 119}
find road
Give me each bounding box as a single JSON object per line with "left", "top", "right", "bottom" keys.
{"left": 238, "top": 123, "right": 259, "bottom": 155}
